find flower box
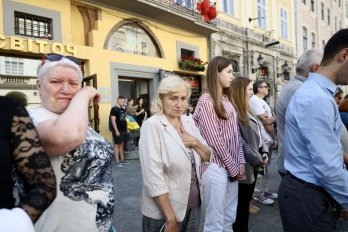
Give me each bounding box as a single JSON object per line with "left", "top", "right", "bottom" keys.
{"left": 178, "top": 56, "right": 207, "bottom": 72}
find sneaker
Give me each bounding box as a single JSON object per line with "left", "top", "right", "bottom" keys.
{"left": 254, "top": 187, "right": 261, "bottom": 193}
{"left": 264, "top": 191, "right": 278, "bottom": 199}
{"left": 249, "top": 204, "right": 260, "bottom": 215}
{"left": 120, "top": 160, "right": 129, "bottom": 164}
{"left": 253, "top": 195, "right": 274, "bottom": 205}
{"left": 114, "top": 162, "right": 124, "bottom": 168}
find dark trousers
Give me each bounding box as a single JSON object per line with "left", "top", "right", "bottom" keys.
{"left": 279, "top": 173, "right": 337, "bottom": 232}
{"left": 232, "top": 182, "right": 256, "bottom": 232}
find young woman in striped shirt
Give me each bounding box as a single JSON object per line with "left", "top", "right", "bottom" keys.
{"left": 193, "top": 56, "right": 245, "bottom": 232}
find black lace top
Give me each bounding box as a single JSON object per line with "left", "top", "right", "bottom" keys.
{"left": 0, "top": 96, "right": 56, "bottom": 223}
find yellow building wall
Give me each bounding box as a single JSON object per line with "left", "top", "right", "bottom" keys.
{"left": 233, "top": 0, "right": 294, "bottom": 48}
{"left": 73, "top": 3, "right": 208, "bottom": 139}
{"left": 0, "top": 0, "right": 209, "bottom": 140}
{"left": 216, "top": 0, "right": 243, "bottom": 27}
{"left": 71, "top": 5, "right": 85, "bottom": 46}
{"left": 0, "top": 1, "right": 3, "bottom": 34}
{"left": 12, "top": 0, "right": 73, "bottom": 43}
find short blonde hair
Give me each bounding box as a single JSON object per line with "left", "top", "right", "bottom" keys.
{"left": 151, "top": 75, "right": 191, "bottom": 114}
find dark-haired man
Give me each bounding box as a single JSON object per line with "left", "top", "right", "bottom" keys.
{"left": 110, "top": 96, "right": 128, "bottom": 167}
{"left": 279, "top": 29, "right": 348, "bottom": 231}
{"left": 249, "top": 80, "right": 278, "bottom": 205}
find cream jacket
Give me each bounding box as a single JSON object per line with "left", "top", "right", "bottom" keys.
{"left": 139, "top": 114, "right": 210, "bottom": 222}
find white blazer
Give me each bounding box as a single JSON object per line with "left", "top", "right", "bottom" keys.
{"left": 139, "top": 113, "right": 210, "bottom": 221}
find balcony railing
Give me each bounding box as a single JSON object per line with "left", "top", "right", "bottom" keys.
{"left": 147, "top": 0, "right": 200, "bottom": 15}
{"left": 91, "top": 0, "right": 218, "bottom": 35}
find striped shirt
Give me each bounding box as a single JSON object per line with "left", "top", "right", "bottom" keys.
{"left": 193, "top": 93, "right": 245, "bottom": 177}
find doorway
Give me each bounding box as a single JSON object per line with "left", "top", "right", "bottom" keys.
{"left": 118, "top": 77, "right": 150, "bottom": 112}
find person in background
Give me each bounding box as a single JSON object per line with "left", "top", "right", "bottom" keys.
{"left": 339, "top": 98, "right": 348, "bottom": 130}
{"left": 139, "top": 75, "right": 211, "bottom": 232}
{"left": 5, "top": 91, "right": 28, "bottom": 107}
{"left": 279, "top": 29, "right": 348, "bottom": 232}
{"left": 231, "top": 77, "right": 268, "bottom": 232}
{"left": 0, "top": 96, "right": 56, "bottom": 232}
{"left": 135, "top": 97, "right": 148, "bottom": 127}
{"left": 110, "top": 96, "right": 129, "bottom": 167}
{"left": 193, "top": 56, "right": 245, "bottom": 232}
{"left": 249, "top": 80, "right": 278, "bottom": 205}
{"left": 184, "top": 104, "right": 194, "bottom": 119}
{"left": 335, "top": 87, "right": 344, "bottom": 105}
{"left": 275, "top": 48, "right": 323, "bottom": 178}
{"left": 29, "top": 53, "right": 115, "bottom": 232}
{"left": 126, "top": 98, "right": 137, "bottom": 116}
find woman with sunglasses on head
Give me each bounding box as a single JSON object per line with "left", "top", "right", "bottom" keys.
{"left": 29, "top": 53, "right": 115, "bottom": 232}
{"left": 193, "top": 56, "right": 245, "bottom": 232}
{"left": 230, "top": 77, "right": 268, "bottom": 232}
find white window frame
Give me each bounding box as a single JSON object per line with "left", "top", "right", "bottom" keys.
{"left": 311, "top": 32, "right": 316, "bottom": 48}
{"left": 280, "top": 8, "right": 288, "bottom": 39}
{"left": 303, "top": 27, "right": 308, "bottom": 51}
{"left": 5, "top": 57, "right": 24, "bottom": 75}
{"left": 222, "top": 0, "right": 235, "bottom": 16}
{"left": 257, "top": 0, "right": 267, "bottom": 29}
{"left": 175, "top": 0, "right": 194, "bottom": 10}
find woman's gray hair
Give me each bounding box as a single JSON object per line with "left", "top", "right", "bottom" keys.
{"left": 296, "top": 48, "right": 323, "bottom": 76}
{"left": 151, "top": 75, "right": 191, "bottom": 114}
{"left": 37, "top": 57, "right": 83, "bottom": 82}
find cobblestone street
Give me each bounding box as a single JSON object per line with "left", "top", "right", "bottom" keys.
{"left": 112, "top": 152, "right": 284, "bottom": 232}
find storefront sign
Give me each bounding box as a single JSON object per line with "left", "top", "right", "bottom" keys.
{"left": 0, "top": 34, "right": 77, "bottom": 56}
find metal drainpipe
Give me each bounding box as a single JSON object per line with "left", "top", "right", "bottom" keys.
{"left": 209, "top": 33, "right": 215, "bottom": 62}
{"left": 245, "top": 28, "right": 250, "bottom": 78}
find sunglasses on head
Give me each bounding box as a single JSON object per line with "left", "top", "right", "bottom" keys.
{"left": 41, "top": 53, "right": 81, "bottom": 65}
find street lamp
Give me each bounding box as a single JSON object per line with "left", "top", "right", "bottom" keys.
{"left": 277, "top": 61, "right": 290, "bottom": 80}
{"left": 251, "top": 54, "right": 265, "bottom": 74}
{"left": 257, "top": 54, "right": 264, "bottom": 67}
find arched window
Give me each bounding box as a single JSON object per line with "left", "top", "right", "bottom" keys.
{"left": 105, "top": 21, "right": 162, "bottom": 57}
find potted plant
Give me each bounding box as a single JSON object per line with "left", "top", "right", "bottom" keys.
{"left": 179, "top": 55, "right": 208, "bottom": 71}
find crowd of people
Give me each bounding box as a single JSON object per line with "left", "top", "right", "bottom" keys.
{"left": 2, "top": 29, "right": 348, "bottom": 232}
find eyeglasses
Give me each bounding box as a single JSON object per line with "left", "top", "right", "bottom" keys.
{"left": 41, "top": 53, "right": 81, "bottom": 65}
{"left": 259, "top": 85, "right": 269, "bottom": 89}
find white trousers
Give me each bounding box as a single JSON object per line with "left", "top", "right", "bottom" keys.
{"left": 202, "top": 163, "right": 238, "bottom": 232}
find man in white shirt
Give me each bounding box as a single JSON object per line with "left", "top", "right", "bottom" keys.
{"left": 249, "top": 80, "right": 278, "bottom": 205}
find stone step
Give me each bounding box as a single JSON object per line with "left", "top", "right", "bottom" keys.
{"left": 124, "top": 148, "right": 139, "bottom": 160}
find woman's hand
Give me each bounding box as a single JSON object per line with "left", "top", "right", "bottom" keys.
{"left": 178, "top": 129, "right": 210, "bottom": 162}
{"left": 179, "top": 131, "right": 197, "bottom": 148}
{"left": 77, "top": 86, "right": 101, "bottom": 104}
{"left": 237, "top": 163, "right": 246, "bottom": 180}
{"left": 261, "top": 153, "right": 269, "bottom": 164}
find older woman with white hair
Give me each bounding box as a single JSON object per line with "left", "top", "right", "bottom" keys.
{"left": 139, "top": 75, "right": 211, "bottom": 232}
{"left": 29, "top": 53, "right": 114, "bottom": 232}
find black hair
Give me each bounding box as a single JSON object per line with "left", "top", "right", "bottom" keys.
{"left": 321, "top": 29, "right": 348, "bottom": 66}
{"left": 252, "top": 80, "right": 266, "bottom": 94}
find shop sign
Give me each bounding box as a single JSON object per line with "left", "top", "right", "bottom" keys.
{"left": 0, "top": 34, "right": 77, "bottom": 56}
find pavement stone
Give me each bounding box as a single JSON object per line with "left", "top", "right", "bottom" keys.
{"left": 111, "top": 153, "right": 283, "bottom": 232}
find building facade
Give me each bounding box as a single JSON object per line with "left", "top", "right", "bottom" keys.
{"left": 212, "top": 0, "right": 297, "bottom": 107}
{"left": 295, "top": 0, "right": 348, "bottom": 56}
{"left": 295, "top": 0, "right": 348, "bottom": 92}
{"left": 0, "top": 0, "right": 217, "bottom": 140}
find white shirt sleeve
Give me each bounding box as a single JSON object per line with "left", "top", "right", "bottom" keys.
{"left": 249, "top": 97, "right": 266, "bottom": 116}
{"left": 0, "top": 208, "right": 35, "bottom": 232}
